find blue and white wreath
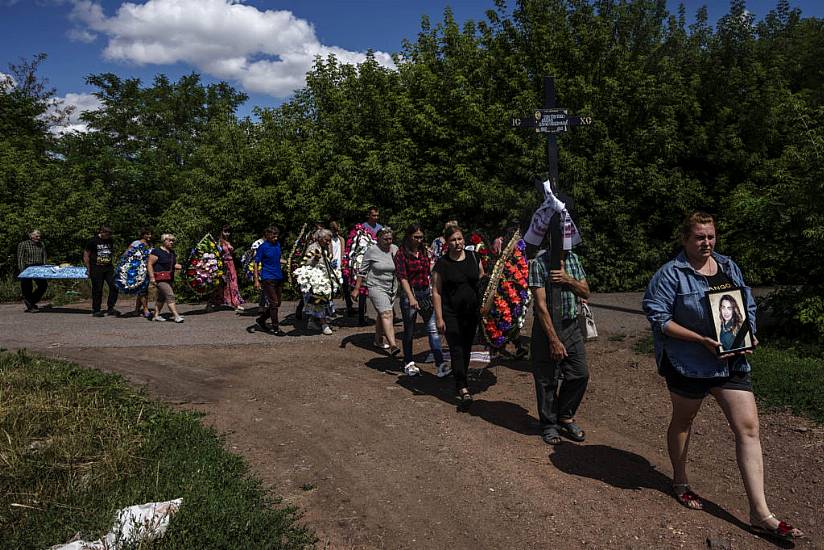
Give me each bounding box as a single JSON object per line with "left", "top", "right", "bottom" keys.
{"left": 115, "top": 242, "right": 151, "bottom": 294}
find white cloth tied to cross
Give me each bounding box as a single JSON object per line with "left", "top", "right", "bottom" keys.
{"left": 523, "top": 180, "right": 582, "bottom": 249}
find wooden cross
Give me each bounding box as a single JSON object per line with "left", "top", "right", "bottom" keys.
{"left": 510, "top": 76, "right": 592, "bottom": 331}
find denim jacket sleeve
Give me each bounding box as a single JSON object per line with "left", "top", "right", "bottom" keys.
{"left": 642, "top": 262, "right": 678, "bottom": 337}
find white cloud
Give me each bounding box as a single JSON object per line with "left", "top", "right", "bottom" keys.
{"left": 69, "top": 0, "right": 396, "bottom": 98}
{"left": 0, "top": 71, "right": 15, "bottom": 92}
{"left": 67, "top": 27, "right": 97, "bottom": 42}
{"left": 45, "top": 92, "right": 103, "bottom": 134}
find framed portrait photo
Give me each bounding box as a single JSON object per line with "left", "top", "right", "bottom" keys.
{"left": 705, "top": 287, "right": 754, "bottom": 355}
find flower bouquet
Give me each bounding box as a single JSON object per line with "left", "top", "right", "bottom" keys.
{"left": 293, "top": 264, "right": 342, "bottom": 303}
{"left": 480, "top": 231, "right": 532, "bottom": 349}
{"left": 286, "top": 223, "right": 309, "bottom": 285}
{"left": 114, "top": 242, "right": 151, "bottom": 294}
{"left": 342, "top": 224, "right": 376, "bottom": 295}
{"left": 241, "top": 238, "right": 264, "bottom": 282}
{"left": 184, "top": 233, "right": 225, "bottom": 295}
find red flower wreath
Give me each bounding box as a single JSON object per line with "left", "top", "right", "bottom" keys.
{"left": 480, "top": 239, "right": 532, "bottom": 348}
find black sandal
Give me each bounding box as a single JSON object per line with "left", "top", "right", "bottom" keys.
{"left": 457, "top": 389, "right": 473, "bottom": 411}
{"left": 542, "top": 428, "right": 562, "bottom": 445}
{"left": 558, "top": 421, "right": 585, "bottom": 442}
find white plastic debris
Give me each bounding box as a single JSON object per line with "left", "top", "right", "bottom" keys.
{"left": 49, "top": 498, "right": 182, "bottom": 550}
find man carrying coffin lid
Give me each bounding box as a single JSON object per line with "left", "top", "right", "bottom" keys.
{"left": 17, "top": 229, "right": 48, "bottom": 312}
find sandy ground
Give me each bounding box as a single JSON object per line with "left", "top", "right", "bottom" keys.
{"left": 1, "top": 293, "right": 821, "bottom": 549}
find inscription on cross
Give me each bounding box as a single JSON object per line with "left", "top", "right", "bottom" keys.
{"left": 510, "top": 76, "right": 592, "bottom": 331}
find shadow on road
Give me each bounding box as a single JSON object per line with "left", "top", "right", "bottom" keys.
{"left": 395, "top": 367, "right": 500, "bottom": 413}
{"left": 468, "top": 399, "right": 540, "bottom": 436}
{"left": 549, "top": 444, "right": 754, "bottom": 538}
{"left": 34, "top": 306, "right": 90, "bottom": 315}
{"left": 587, "top": 303, "right": 646, "bottom": 316}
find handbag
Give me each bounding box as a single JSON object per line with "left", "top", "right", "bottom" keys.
{"left": 578, "top": 300, "right": 598, "bottom": 340}
{"left": 417, "top": 294, "right": 434, "bottom": 320}
{"left": 154, "top": 271, "right": 172, "bottom": 282}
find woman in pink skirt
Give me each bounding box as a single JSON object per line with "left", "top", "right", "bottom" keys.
{"left": 209, "top": 225, "right": 245, "bottom": 312}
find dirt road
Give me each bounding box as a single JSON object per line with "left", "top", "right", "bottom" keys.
{"left": 2, "top": 294, "right": 821, "bottom": 549}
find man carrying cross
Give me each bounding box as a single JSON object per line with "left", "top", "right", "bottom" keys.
{"left": 512, "top": 75, "right": 593, "bottom": 445}
{"left": 528, "top": 232, "right": 590, "bottom": 445}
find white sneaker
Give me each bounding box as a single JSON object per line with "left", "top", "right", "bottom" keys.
{"left": 322, "top": 324, "right": 333, "bottom": 335}
{"left": 404, "top": 362, "right": 420, "bottom": 376}
{"left": 174, "top": 316, "right": 185, "bottom": 323}
{"left": 435, "top": 362, "right": 452, "bottom": 378}
{"left": 153, "top": 315, "right": 166, "bottom": 322}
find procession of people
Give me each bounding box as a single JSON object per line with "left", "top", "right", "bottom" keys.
{"left": 12, "top": 206, "right": 806, "bottom": 544}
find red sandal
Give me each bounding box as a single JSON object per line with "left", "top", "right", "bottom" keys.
{"left": 672, "top": 484, "right": 704, "bottom": 510}
{"left": 751, "top": 513, "right": 805, "bottom": 542}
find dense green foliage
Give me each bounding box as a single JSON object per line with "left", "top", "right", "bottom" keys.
{"left": 0, "top": 351, "right": 314, "bottom": 548}
{"left": 1, "top": 0, "right": 823, "bottom": 338}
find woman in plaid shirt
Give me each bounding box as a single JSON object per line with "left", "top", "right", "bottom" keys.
{"left": 395, "top": 224, "right": 450, "bottom": 378}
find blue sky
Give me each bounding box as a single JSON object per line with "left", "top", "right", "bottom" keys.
{"left": 2, "top": 0, "right": 822, "bottom": 129}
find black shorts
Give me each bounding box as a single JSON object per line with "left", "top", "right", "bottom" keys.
{"left": 661, "top": 355, "right": 752, "bottom": 400}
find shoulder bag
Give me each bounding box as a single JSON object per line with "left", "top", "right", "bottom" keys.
{"left": 578, "top": 300, "right": 598, "bottom": 340}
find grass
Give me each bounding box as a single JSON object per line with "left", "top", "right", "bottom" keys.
{"left": 633, "top": 333, "right": 655, "bottom": 355}
{"left": 0, "top": 351, "right": 315, "bottom": 549}
{"left": 751, "top": 346, "right": 824, "bottom": 423}
{"left": 631, "top": 331, "right": 824, "bottom": 424}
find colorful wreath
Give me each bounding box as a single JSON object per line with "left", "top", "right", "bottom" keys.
{"left": 480, "top": 232, "right": 532, "bottom": 348}
{"left": 241, "top": 238, "right": 264, "bottom": 282}
{"left": 286, "top": 223, "right": 309, "bottom": 285}
{"left": 184, "top": 233, "right": 225, "bottom": 295}
{"left": 342, "top": 224, "right": 376, "bottom": 295}
{"left": 114, "top": 242, "right": 151, "bottom": 294}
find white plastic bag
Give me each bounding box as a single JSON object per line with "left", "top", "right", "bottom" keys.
{"left": 50, "top": 498, "right": 182, "bottom": 550}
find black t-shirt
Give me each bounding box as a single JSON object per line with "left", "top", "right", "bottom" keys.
{"left": 705, "top": 268, "right": 733, "bottom": 292}
{"left": 85, "top": 236, "right": 114, "bottom": 268}
{"left": 433, "top": 252, "right": 480, "bottom": 316}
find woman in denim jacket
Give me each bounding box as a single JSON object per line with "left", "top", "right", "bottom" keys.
{"left": 643, "top": 211, "right": 803, "bottom": 542}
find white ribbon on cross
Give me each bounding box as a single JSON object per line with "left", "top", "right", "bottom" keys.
{"left": 523, "top": 180, "right": 582, "bottom": 249}
{"left": 524, "top": 180, "right": 581, "bottom": 250}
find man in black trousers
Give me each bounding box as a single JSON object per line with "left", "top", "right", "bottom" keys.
{"left": 83, "top": 225, "right": 119, "bottom": 317}
{"left": 17, "top": 229, "right": 48, "bottom": 312}
{"left": 528, "top": 244, "right": 591, "bottom": 445}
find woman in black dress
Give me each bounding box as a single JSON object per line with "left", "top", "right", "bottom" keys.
{"left": 432, "top": 225, "right": 485, "bottom": 410}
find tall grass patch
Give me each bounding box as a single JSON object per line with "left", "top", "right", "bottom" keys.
{"left": 751, "top": 345, "right": 824, "bottom": 423}
{"left": 0, "top": 351, "right": 314, "bottom": 548}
